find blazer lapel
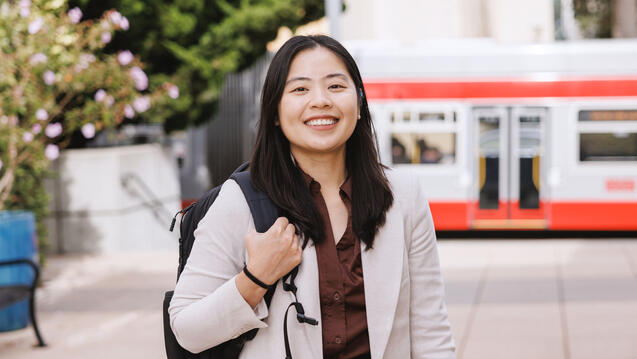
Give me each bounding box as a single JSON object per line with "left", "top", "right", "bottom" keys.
{"left": 362, "top": 206, "right": 405, "bottom": 359}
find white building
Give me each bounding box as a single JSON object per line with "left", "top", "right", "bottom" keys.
{"left": 334, "top": 0, "right": 555, "bottom": 44}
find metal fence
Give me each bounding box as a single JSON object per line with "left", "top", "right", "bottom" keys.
{"left": 206, "top": 54, "right": 273, "bottom": 187}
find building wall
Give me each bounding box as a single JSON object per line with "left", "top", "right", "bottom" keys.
{"left": 338, "top": 0, "right": 554, "bottom": 44}
{"left": 46, "top": 144, "right": 180, "bottom": 253}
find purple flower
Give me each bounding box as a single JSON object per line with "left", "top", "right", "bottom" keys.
{"left": 132, "top": 96, "right": 150, "bottom": 113}
{"left": 43, "top": 70, "right": 56, "bottom": 85}
{"left": 28, "top": 17, "right": 44, "bottom": 34}
{"left": 81, "top": 123, "right": 96, "bottom": 139}
{"left": 94, "top": 89, "right": 106, "bottom": 102}
{"left": 29, "top": 53, "right": 47, "bottom": 65}
{"left": 19, "top": 0, "right": 30, "bottom": 17}
{"left": 74, "top": 63, "right": 87, "bottom": 73}
{"left": 45, "top": 144, "right": 59, "bottom": 160}
{"left": 35, "top": 108, "right": 48, "bottom": 121}
{"left": 124, "top": 104, "right": 135, "bottom": 119}
{"left": 104, "top": 95, "right": 114, "bottom": 107}
{"left": 168, "top": 84, "right": 179, "bottom": 99}
{"left": 31, "top": 123, "right": 42, "bottom": 134}
{"left": 80, "top": 53, "right": 96, "bottom": 64}
{"left": 129, "top": 67, "right": 148, "bottom": 91}
{"left": 120, "top": 16, "right": 130, "bottom": 31}
{"left": 68, "top": 7, "right": 83, "bottom": 24}
{"left": 117, "top": 50, "right": 133, "bottom": 66}
{"left": 101, "top": 32, "right": 112, "bottom": 44}
{"left": 45, "top": 123, "right": 63, "bottom": 138}
{"left": 23, "top": 132, "right": 34, "bottom": 142}
{"left": 109, "top": 11, "right": 122, "bottom": 25}
{"left": 0, "top": 159, "right": 2, "bottom": 170}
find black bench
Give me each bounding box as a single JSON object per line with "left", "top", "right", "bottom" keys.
{"left": 0, "top": 259, "right": 46, "bottom": 347}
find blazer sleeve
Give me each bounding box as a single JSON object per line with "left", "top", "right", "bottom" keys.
{"left": 408, "top": 175, "right": 456, "bottom": 358}
{"left": 168, "top": 179, "right": 269, "bottom": 354}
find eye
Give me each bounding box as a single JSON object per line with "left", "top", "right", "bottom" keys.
{"left": 329, "top": 84, "right": 345, "bottom": 89}
{"left": 291, "top": 87, "right": 308, "bottom": 93}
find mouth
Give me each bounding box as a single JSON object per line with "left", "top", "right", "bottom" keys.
{"left": 304, "top": 116, "right": 339, "bottom": 128}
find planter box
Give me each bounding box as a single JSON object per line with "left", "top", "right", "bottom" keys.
{"left": 0, "top": 211, "right": 37, "bottom": 331}
{"left": 46, "top": 144, "right": 180, "bottom": 253}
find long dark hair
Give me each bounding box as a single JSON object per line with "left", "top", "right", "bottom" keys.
{"left": 250, "top": 35, "right": 393, "bottom": 249}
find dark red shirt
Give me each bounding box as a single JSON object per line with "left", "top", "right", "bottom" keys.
{"left": 301, "top": 172, "right": 371, "bottom": 359}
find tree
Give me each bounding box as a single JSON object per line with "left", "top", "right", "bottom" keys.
{"left": 0, "top": 0, "right": 175, "bottom": 256}
{"left": 69, "top": 0, "right": 326, "bottom": 133}
{"left": 563, "top": 0, "right": 637, "bottom": 39}
{"left": 573, "top": 0, "right": 612, "bottom": 38}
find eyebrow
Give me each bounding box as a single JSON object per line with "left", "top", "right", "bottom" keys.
{"left": 285, "top": 73, "right": 349, "bottom": 85}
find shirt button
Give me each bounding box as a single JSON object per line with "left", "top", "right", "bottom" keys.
{"left": 333, "top": 292, "right": 341, "bottom": 302}
{"left": 334, "top": 336, "right": 342, "bottom": 344}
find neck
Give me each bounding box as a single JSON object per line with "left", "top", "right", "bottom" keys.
{"left": 291, "top": 147, "right": 347, "bottom": 189}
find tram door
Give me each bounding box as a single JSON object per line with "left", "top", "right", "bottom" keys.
{"left": 472, "top": 107, "right": 546, "bottom": 229}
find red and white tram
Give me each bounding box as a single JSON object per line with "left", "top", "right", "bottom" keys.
{"left": 354, "top": 40, "right": 637, "bottom": 230}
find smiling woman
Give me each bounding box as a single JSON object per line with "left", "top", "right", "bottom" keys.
{"left": 169, "top": 35, "right": 456, "bottom": 359}
{"left": 278, "top": 47, "right": 360, "bottom": 160}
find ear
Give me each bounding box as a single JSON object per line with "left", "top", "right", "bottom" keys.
{"left": 357, "top": 88, "right": 363, "bottom": 120}
{"left": 274, "top": 114, "right": 280, "bottom": 126}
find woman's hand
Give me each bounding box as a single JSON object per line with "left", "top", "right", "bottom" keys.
{"left": 245, "top": 217, "right": 303, "bottom": 285}
{"left": 235, "top": 217, "right": 302, "bottom": 308}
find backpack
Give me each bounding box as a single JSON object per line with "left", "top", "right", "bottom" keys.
{"left": 162, "top": 162, "right": 279, "bottom": 359}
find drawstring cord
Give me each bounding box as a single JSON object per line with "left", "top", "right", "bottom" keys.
{"left": 281, "top": 266, "right": 318, "bottom": 359}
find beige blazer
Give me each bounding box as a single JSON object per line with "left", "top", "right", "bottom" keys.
{"left": 169, "top": 169, "right": 456, "bottom": 359}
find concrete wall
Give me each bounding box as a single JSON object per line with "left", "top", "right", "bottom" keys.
{"left": 46, "top": 144, "right": 180, "bottom": 253}
{"left": 339, "top": 0, "right": 554, "bottom": 44}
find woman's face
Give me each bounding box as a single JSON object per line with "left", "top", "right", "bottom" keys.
{"left": 277, "top": 46, "right": 359, "bottom": 159}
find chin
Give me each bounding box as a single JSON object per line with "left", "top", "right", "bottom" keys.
{"left": 294, "top": 142, "right": 346, "bottom": 155}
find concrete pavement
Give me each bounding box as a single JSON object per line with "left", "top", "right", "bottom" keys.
{"left": 1, "top": 239, "right": 637, "bottom": 358}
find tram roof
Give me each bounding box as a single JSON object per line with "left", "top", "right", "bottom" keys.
{"left": 343, "top": 39, "right": 637, "bottom": 79}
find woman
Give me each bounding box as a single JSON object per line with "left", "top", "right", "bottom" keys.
{"left": 169, "top": 35, "right": 456, "bottom": 359}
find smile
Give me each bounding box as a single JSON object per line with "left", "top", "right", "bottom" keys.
{"left": 304, "top": 117, "right": 339, "bottom": 127}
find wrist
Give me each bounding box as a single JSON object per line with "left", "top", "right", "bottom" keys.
{"left": 243, "top": 265, "right": 273, "bottom": 289}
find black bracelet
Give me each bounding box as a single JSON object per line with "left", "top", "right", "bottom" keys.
{"left": 243, "top": 265, "right": 271, "bottom": 289}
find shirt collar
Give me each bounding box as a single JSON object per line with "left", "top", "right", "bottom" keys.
{"left": 297, "top": 166, "right": 352, "bottom": 198}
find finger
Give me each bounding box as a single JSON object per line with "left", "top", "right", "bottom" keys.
{"left": 284, "top": 223, "right": 295, "bottom": 238}
{"left": 289, "top": 234, "right": 299, "bottom": 251}
{"left": 274, "top": 217, "right": 290, "bottom": 233}
{"left": 271, "top": 217, "right": 289, "bottom": 233}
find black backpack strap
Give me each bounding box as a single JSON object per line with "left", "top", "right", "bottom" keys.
{"left": 230, "top": 170, "right": 278, "bottom": 233}
{"left": 230, "top": 167, "right": 280, "bottom": 342}
{"left": 231, "top": 164, "right": 318, "bottom": 358}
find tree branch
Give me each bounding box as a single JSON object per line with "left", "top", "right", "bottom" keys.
{"left": 0, "top": 129, "right": 17, "bottom": 211}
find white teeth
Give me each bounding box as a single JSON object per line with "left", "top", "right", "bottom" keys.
{"left": 306, "top": 118, "right": 336, "bottom": 126}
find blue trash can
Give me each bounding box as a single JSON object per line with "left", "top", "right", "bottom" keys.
{"left": 0, "top": 211, "right": 38, "bottom": 332}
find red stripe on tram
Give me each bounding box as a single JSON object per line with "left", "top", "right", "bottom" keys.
{"left": 363, "top": 78, "right": 637, "bottom": 99}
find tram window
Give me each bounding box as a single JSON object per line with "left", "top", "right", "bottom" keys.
{"left": 580, "top": 133, "right": 637, "bottom": 162}
{"left": 579, "top": 110, "right": 637, "bottom": 122}
{"left": 391, "top": 133, "right": 456, "bottom": 165}
{"left": 418, "top": 112, "right": 445, "bottom": 122}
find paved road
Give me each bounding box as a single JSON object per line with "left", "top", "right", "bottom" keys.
{"left": 1, "top": 239, "right": 636, "bottom": 359}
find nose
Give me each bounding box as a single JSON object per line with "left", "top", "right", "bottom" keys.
{"left": 309, "top": 87, "right": 332, "bottom": 109}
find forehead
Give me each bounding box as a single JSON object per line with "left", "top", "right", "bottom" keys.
{"left": 287, "top": 46, "right": 351, "bottom": 80}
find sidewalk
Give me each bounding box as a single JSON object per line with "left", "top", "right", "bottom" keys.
{"left": 1, "top": 239, "right": 636, "bottom": 358}
{"left": 0, "top": 251, "right": 177, "bottom": 358}
{"left": 441, "top": 239, "right": 637, "bottom": 359}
